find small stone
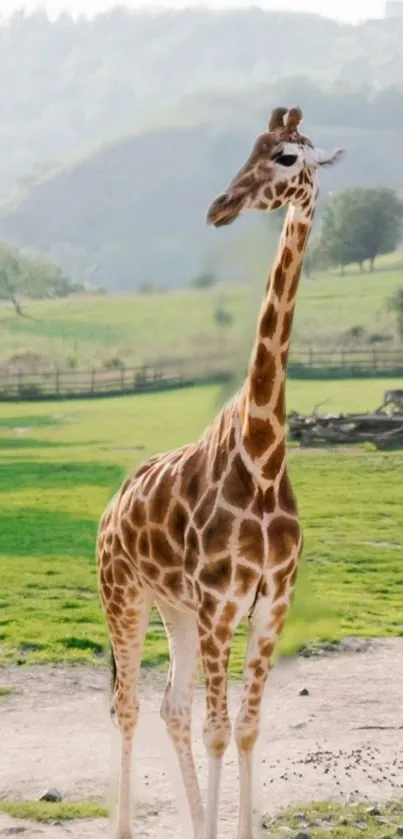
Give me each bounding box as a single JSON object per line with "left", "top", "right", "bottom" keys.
{"left": 294, "top": 832, "right": 311, "bottom": 839}
{"left": 299, "top": 688, "right": 309, "bottom": 696}
{"left": 396, "top": 829, "right": 403, "bottom": 837}
{"left": 367, "top": 807, "right": 381, "bottom": 817}
{"left": 39, "top": 788, "right": 62, "bottom": 803}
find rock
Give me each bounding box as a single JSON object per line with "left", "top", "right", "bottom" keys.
{"left": 38, "top": 788, "right": 62, "bottom": 803}
{"left": 367, "top": 807, "right": 381, "bottom": 817}
{"left": 299, "top": 688, "right": 309, "bottom": 696}
{"left": 396, "top": 829, "right": 403, "bottom": 837}
{"left": 3, "top": 829, "right": 28, "bottom": 836}
{"left": 294, "top": 833, "right": 311, "bottom": 839}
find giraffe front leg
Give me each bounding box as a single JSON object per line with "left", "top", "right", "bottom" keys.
{"left": 198, "top": 605, "right": 238, "bottom": 839}
{"left": 105, "top": 591, "right": 151, "bottom": 839}
{"left": 158, "top": 602, "right": 204, "bottom": 839}
{"left": 234, "top": 593, "right": 292, "bottom": 839}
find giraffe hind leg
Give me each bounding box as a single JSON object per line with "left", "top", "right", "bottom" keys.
{"left": 100, "top": 558, "right": 151, "bottom": 839}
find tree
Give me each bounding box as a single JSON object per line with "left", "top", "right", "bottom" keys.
{"left": 320, "top": 188, "right": 403, "bottom": 272}
{"left": 0, "top": 242, "right": 81, "bottom": 315}
{"left": 303, "top": 234, "right": 330, "bottom": 278}
{"left": 191, "top": 272, "right": 217, "bottom": 290}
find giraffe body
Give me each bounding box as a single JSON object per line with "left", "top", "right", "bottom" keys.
{"left": 97, "top": 105, "right": 344, "bottom": 839}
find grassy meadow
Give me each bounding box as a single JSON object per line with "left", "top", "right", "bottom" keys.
{"left": 266, "top": 800, "right": 403, "bottom": 839}
{"left": 0, "top": 378, "right": 402, "bottom": 672}
{"left": 1, "top": 253, "right": 402, "bottom": 370}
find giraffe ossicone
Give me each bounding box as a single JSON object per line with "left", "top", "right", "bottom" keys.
{"left": 97, "top": 104, "right": 345, "bottom": 839}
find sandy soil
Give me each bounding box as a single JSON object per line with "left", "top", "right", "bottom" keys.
{"left": 1, "top": 638, "right": 402, "bottom": 838}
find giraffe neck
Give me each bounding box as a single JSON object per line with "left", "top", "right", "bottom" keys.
{"left": 239, "top": 203, "right": 313, "bottom": 481}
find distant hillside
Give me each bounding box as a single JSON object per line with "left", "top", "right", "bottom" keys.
{"left": 0, "top": 6, "right": 403, "bottom": 196}
{"left": 0, "top": 81, "right": 402, "bottom": 290}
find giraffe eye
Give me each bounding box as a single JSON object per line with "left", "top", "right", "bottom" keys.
{"left": 275, "top": 154, "right": 298, "bottom": 168}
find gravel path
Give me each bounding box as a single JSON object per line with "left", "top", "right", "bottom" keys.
{"left": 1, "top": 638, "right": 402, "bottom": 837}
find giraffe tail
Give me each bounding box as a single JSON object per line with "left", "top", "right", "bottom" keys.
{"left": 109, "top": 643, "right": 117, "bottom": 722}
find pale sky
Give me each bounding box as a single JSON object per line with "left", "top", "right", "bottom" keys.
{"left": 0, "top": 0, "right": 387, "bottom": 24}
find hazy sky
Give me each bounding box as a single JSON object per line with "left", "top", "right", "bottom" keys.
{"left": 0, "top": 0, "right": 386, "bottom": 24}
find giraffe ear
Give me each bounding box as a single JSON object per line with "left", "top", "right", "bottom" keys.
{"left": 268, "top": 107, "right": 288, "bottom": 132}
{"left": 313, "top": 148, "right": 346, "bottom": 168}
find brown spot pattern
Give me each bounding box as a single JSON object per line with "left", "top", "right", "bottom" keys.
{"left": 222, "top": 453, "right": 254, "bottom": 508}
{"left": 130, "top": 498, "right": 146, "bottom": 529}
{"left": 249, "top": 343, "right": 276, "bottom": 406}
{"left": 149, "top": 469, "right": 172, "bottom": 524}
{"left": 243, "top": 417, "right": 277, "bottom": 461}
{"left": 199, "top": 556, "right": 232, "bottom": 591}
{"left": 194, "top": 488, "right": 217, "bottom": 529}
{"left": 150, "top": 529, "right": 176, "bottom": 567}
{"left": 163, "top": 571, "right": 183, "bottom": 596}
{"left": 262, "top": 439, "right": 285, "bottom": 480}
{"left": 235, "top": 564, "right": 260, "bottom": 597}
{"left": 297, "top": 223, "right": 308, "bottom": 252}
{"left": 259, "top": 303, "right": 278, "bottom": 340}
{"left": 138, "top": 531, "right": 150, "bottom": 557}
{"left": 281, "top": 246, "right": 293, "bottom": 270}
{"left": 278, "top": 470, "right": 297, "bottom": 515}
{"left": 268, "top": 517, "right": 301, "bottom": 565}
{"left": 272, "top": 264, "right": 286, "bottom": 297}
{"left": 200, "top": 634, "right": 221, "bottom": 660}
{"left": 273, "top": 388, "right": 285, "bottom": 425}
{"left": 200, "top": 590, "right": 219, "bottom": 617}
{"left": 140, "top": 560, "right": 160, "bottom": 581}
{"left": 184, "top": 526, "right": 199, "bottom": 574}
{"left": 181, "top": 449, "right": 203, "bottom": 507}
{"left": 168, "top": 502, "right": 188, "bottom": 549}
{"left": 287, "top": 267, "right": 301, "bottom": 302}
{"left": 202, "top": 508, "right": 234, "bottom": 554}
{"left": 239, "top": 518, "right": 264, "bottom": 562}
{"left": 280, "top": 310, "right": 293, "bottom": 346}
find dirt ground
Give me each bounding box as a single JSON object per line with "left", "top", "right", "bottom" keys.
{"left": 1, "top": 638, "right": 402, "bottom": 838}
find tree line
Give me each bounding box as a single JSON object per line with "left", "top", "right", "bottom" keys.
{"left": 306, "top": 187, "right": 403, "bottom": 275}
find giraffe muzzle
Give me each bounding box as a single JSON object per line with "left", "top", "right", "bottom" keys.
{"left": 206, "top": 192, "right": 244, "bottom": 227}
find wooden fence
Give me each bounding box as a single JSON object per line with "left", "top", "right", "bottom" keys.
{"left": 0, "top": 355, "right": 233, "bottom": 402}
{"left": 288, "top": 347, "right": 403, "bottom": 377}
{"left": 0, "top": 348, "right": 402, "bottom": 401}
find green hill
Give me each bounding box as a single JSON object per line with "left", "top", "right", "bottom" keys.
{"left": 0, "top": 7, "right": 402, "bottom": 196}
{"left": 1, "top": 81, "right": 403, "bottom": 290}
{"left": 0, "top": 254, "right": 401, "bottom": 370}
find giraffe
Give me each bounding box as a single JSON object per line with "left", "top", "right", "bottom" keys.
{"left": 97, "top": 105, "right": 344, "bottom": 839}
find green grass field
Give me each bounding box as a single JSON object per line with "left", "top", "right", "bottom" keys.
{"left": 1, "top": 253, "right": 402, "bottom": 369}
{"left": 1, "top": 798, "right": 401, "bottom": 834}
{"left": 0, "top": 378, "right": 402, "bottom": 671}
{"left": 266, "top": 800, "right": 403, "bottom": 839}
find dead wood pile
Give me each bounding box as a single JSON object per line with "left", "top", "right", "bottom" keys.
{"left": 288, "top": 400, "right": 403, "bottom": 449}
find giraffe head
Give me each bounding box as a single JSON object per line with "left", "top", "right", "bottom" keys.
{"left": 207, "top": 105, "right": 344, "bottom": 227}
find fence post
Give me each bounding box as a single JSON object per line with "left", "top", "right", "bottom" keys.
{"left": 372, "top": 347, "right": 377, "bottom": 372}
{"left": 55, "top": 367, "right": 60, "bottom": 396}
{"left": 120, "top": 365, "right": 125, "bottom": 391}
{"left": 91, "top": 369, "right": 96, "bottom": 393}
